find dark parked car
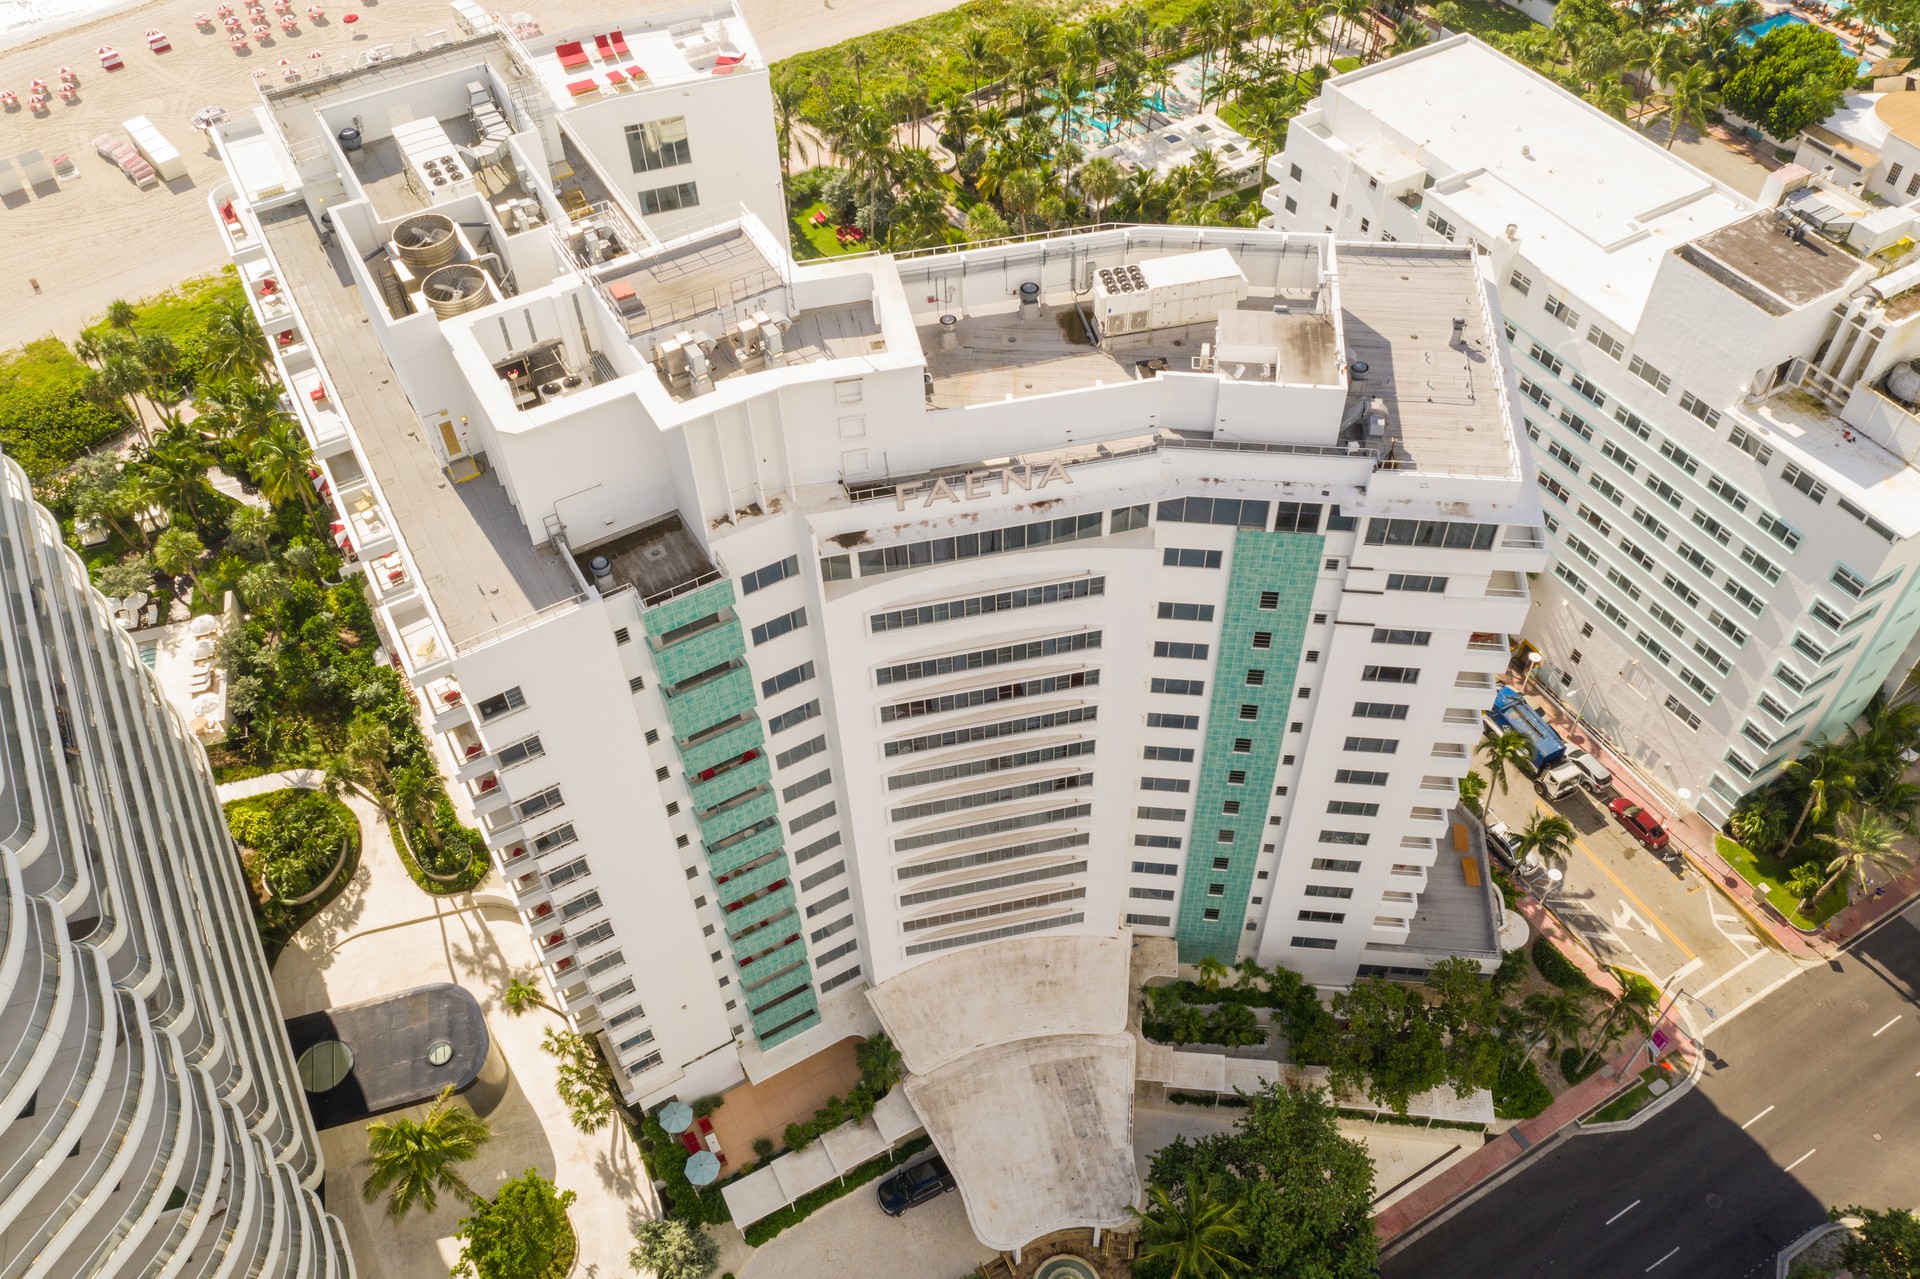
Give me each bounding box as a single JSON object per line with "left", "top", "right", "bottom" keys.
{"left": 877, "top": 1155, "right": 955, "bottom": 1216}
{"left": 1608, "top": 796, "right": 1672, "bottom": 854}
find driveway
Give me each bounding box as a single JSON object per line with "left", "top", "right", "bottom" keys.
{"left": 267, "top": 788, "right": 659, "bottom": 1278}
{"left": 737, "top": 1174, "right": 995, "bottom": 1279}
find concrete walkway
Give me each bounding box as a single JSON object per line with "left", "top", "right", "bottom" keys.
{"left": 267, "top": 790, "right": 659, "bottom": 1276}
{"left": 215, "top": 767, "right": 325, "bottom": 802}
{"left": 734, "top": 1173, "right": 994, "bottom": 1279}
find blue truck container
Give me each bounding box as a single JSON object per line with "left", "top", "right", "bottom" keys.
{"left": 1489, "top": 686, "right": 1567, "bottom": 771}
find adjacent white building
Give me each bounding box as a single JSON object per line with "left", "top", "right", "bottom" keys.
{"left": 0, "top": 455, "right": 353, "bottom": 1277}
{"left": 1268, "top": 35, "right": 1920, "bottom": 823}
{"left": 205, "top": 6, "right": 1542, "bottom": 1122}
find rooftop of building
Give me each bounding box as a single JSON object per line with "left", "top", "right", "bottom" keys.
{"left": 1363, "top": 808, "right": 1501, "bottom": 962}
{"left": 1337, "top": 245, "right": 1518, "bottom": 477}
{"left": 284, "top": 983, "right": 491, "bottom": 1130}
{"left": 258, "top": 204, "right": 581, "bottom": 650}
{"left": 1740, "top": 388, "right": 1920, "bottom": 536}
{"left": 1322, "top": 37, "right": 1752, "bottom": 328}
{"left": 571, "top": 511, "right": 720, "bottom": 605}
{"left": 1875, "top": 89, "right": 1920, "bottom": 147}
{"left": 1678, "top": 211, "right": 1869, "bottom": 315}
{"left": 521, "top": 3, "right": 762, "bottom": 106}
{"left": 918, "top": 299, "right": 1337, "bottom": 408}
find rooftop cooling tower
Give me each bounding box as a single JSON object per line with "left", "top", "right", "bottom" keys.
{"left": 393, "top": 213, "right": 459, "bottom": 270}
{"left": 421, "top": 264, "right": 491, "bottom": 320}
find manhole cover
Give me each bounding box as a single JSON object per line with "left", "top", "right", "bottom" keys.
{"left": 1853, "top": 999, "right": 1871, "bottom": 1013}
{"left": 1706, "top": 1194, "right": 1724, "bottom": 1209}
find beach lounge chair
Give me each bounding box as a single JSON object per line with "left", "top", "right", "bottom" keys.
{"left": 609, "top": 28, "right": 628, "bottom": 56}
{"left": 606, "top": 68, "right": 626, "bottom": 87}
{"left": 593, "top": 32, "right": 613, "bottom": 60}
{"left": 554, "top": 39, "right": 587, "bottom": 68}
{"left": 624, "top": 65, "right": 646, "bottom": 85}
{"left": 567, "top": 78, "right": 596, "bottom": 97}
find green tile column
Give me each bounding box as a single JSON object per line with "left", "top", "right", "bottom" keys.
{"left": 1175, "top": 528, "right": 1324, "bottom": 963}
{"left": 644, "top": 577, "right": 821, "bottom": 1047}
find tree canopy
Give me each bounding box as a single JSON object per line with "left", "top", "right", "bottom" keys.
{"left": 451, "top": 1169, "right": 575, "bottom": 1279}
{"left": 1720, "top": 22, "right": 1859, "bottom": 139}
{"left": 1146, "top": 1083, "right": 1377, "bottom": 1279}
{"left": 1835, "top": 1205, "right": 1920, "bottom": 1278}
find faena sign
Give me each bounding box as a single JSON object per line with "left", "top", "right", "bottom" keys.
{"left": 892, "top": 461, "right": 1074, "bottom": 511}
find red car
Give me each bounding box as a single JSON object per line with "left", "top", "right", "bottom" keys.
{"left": 1608, "top": 796, "right": 1671, "bottom": 852}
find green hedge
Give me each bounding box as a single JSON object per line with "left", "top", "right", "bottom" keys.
{"left": 1531, "top": 937, "right": 1593, "bottom": 990}
{"left": 224, "top": 789, "right": 358, "bottom": 901}
{"left": 741, "top": 1136, "right": 933, "bottom": 1247}
{"left": 1493, "top": 1058, "right": 1553, "bottom": 1120}
{"left": 1558, "top": 1047, "right": 1605, "bottom": 1085}
{"left": 394, "top": 799, "right": 488, "bottom": 894}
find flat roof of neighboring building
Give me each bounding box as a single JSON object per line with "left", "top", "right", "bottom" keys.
{"left": 1679, "top": 213, "right": 1867, "bottom": 315}
{"left": 1364, "top": 812, "right": 1501, "bottom": 961}
{"left": 573, "top": 511, "right": 719, "bottom": 604}
{"left": 1324, "top": 37, "right": 1751, "bottom": 328}
{"left": 285, "top": 983, "right": 490, "bottom": 1129}
{"left": 1338, "top": 245, "right": 1518, "bottom": 477}
{"left": 260, "top": 206, "right": 580, "bottom": 649}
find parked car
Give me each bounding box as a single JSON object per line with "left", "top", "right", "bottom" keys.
{"left": 1536, "top": 761, "right": 1586, "bottom": 802}
{"left": 1484, "top": 817, "right": 1516, "bottom": 869}
{"left": 1564, "top": 746, "right": 1613, "bottom": 793}
{"left": 1608, "top": 796, "right": 1672, "bottom": 854}
{"left": 877, "top": 1155, "right": 955, "bottom": 1216}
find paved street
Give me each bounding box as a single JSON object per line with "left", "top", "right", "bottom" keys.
{"left": 1382, "top": 901, "right": 1920, "bottom": 1279}
{"left": 1483, "top": 777, "right": 1800, "bottom": 1035}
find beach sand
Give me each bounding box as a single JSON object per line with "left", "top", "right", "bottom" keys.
{"left": 0, "top": 0, "right": 965, "bottom": 353}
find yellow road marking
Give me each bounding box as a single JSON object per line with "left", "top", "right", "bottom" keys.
{"left": 1530, "top": 799, "right": 1696, "bottom": 961}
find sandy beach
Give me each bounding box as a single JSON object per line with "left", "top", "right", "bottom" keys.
{"left": 0, "top": 0, "right": 965, "bottom": 353}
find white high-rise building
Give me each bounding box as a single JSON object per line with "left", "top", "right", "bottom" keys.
{"left": 0, "top": 455, "right": 353, "bottom": 1277}
{"left": 1267, "top": 35, "right": 1920, "bottom": 823}
{"left": 206, "top": 6, "right": 1542, "bottom": 1112}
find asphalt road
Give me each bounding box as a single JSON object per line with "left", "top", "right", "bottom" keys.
{"left": 1383, "top": 902, "right": 1920, "bottom": 1278}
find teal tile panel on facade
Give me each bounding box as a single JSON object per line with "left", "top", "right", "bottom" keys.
{"left": 744, "top": 960, "right": 815, "bottom": 1010}
{"left": 722, "top": 889, "right": 798, "bottom": 939}
{"left": 677, "top": 717, "right": 766, "bottom": 776}
{"left": 737, "top": 937, "right": 809, "bottom": 985}
{"left": 640, "top": 579, "right": 735, "bottom": 640}
{"left": 695, "top": 788, "right": 780, "bottom": 847}
{"left": 662, "top": 665, "right": 758, "bottom": 741}
{"left": 706, "top": 819, "right": 786, "bottom": 879}
{"left": 1175, "top": 528, "right": 1325, "bottom": 963}
{"left": 687, "top": 755, "right": 772, "bottom": 813}
{"left": 715, "top": 854, "right": 794, "bottom": 904}
{"left": 756, "top": 1004, "right": 821, "bottom": 1048}
{"left": 653, "top": 617, "right": 747, "bottom": 689}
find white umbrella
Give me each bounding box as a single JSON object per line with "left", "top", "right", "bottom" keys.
{"left": 124, "top": 590, "right": 148, "bottom": 612}
{"left": 188, "top": 613, "right": 220, "bottom": 636}
{"left": 188, "top": 637, "right": 217, "bottom": 660}
{"left": 190, "top": 693, "right": 222, "bottom": 717}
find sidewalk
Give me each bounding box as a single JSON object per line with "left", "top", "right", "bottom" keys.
{"left": 1501, "top": 677, "right": 1826, "bottom": 959}
{"left": 1515, "top": 894, "right": 1622, "bottom": 997}
{"left": 1825, "top": 859, "right": 1920, "bottom": 942}
{"left": 1374, "top": 1014, "right": 1697, "bottom": 1244}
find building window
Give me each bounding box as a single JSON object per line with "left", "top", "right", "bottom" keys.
{"left": 751, "top": 607, "right": 807, "bottom": 645}
{"left": 1284, "top": 195, "right": 1298, "bottom": 214}
{"left": 1163, "top": 547, "right": 1224, "bottom": 569}
{"left": 742, "top": 555, "right": 801, "bottom": 594}
{"left": 761, "top": 661, "right": 816, "bottom": 698}
{"left": 1291, "top": 936, "right": 1338, "bottom": 950}
{"left": 638, "top": 181, "right": 700, "bottom": 214}
{"left": 477, "top": 686, "right": 525, "bottom": 721}
{"left": 1509, "top": 269, "right": 1532, "bottom": 295}
{"left": 626, "top": 116, "right": 691, "bottom": 172}
{"left": 1628, "top": 355, "right": 1671, "bottom": 394}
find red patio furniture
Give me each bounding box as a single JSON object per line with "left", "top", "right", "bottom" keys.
{"left": 566, "top": 78, "right": 596, "bottom": 96}
{"left": 624, "top": 64, "right": 645, "bottom": 83}
{"left": 606, "top": 68, "right": 625, "bottom": 86}
{"left": 609, "top": 28, "right": 628, "bottom": 56}
{"left": 554, "top": 39, "right": 586, "bottom": 68}
{"left": 592, "top": 32, "right": 612, "bottom": 59}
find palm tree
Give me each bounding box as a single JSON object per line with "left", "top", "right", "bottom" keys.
{"left": 502, "top": 976, "right": 563, "bottom": 1017}
{"left": 139, "top": 432, "right": 217, "bottom": 525}
{"left": 1578, "top": 978, "right": 1660, "bottom": 1074}
{"left": 1811, "top": 811, "right": 1913, "bottom": 907}
{"left": 1521, "top": 988, "right": 1591, "bottom": 1056}
{"left": 857, "top": 1032, "right": 906, "bottom": 1092}
{"left": 198, "top": 375, "right": 288, "bottom": 454}
{"left": 1194, "top": 955, "right": 1229, "bottom": 992}
{"left": 200, "top": 298, "right": 272, "bottom": 379}
{"left": 1729, "top": 792, "right": 1789, "bottom": 856}
{"left": 1232, "top": 956, "right": 1267, "bottom": 991}
{"left": 1477, "top": 729, "right": 1532, "bottom": 797}
{"left": 104, "top": 298, "right": 138, "bottom": 330}
{"left": 1781, "top": 739, "right": 1860, "bottom": 852}
{"left": 1077, "top": 155, "right": 1123, "bottom": 223}
{"left": 1662, "top": 64, "right": 1720, "bottom": 150}
{"left": 1130, "top": 1174, "right": 1247, "bottom": 1279}
{"left": 771, "top": 78, "right": 806, "bottom": 178}
{"left": 999, "top": 168, "right": 1045, "bottom": 236}
{"left": 250, "top": 419, "right": 317, "bottom": 518}
{"left": 1513, "top": 812, "right": 1577, "bottom": 870}
{"left": 1387, "top": 18, "right": 1431, "bottom": 59}
{"left": 99, "top": 352, "right": 151, "bottom": 439}
{"left": 361, "top": 1086, "right": 492, "bottom": 1221}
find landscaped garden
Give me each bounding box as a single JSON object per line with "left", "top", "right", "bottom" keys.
{"left": 1723, "top": 696, "right": 1920, "bottom": 932}
{"left": 224, "top": 788, "right": 359, "bottom": 959}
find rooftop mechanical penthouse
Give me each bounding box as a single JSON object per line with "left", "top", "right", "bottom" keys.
{"left": 205, "top": 5, "right": 1544, "bottom": 1125}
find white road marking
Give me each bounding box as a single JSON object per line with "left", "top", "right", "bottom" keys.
{"left": 1873, "top": 1015, "right": 1903, "bottom": 1037}
{"left": 1669, "top": 957, "right": 1704, "bottom": 984}
{"left": 1783, "top": 1149, "right": 1817, "bottom": 1173}
{"left": 1701, "top": 964, "right": 1808, "bottom": 1037}
{"left": 1740, "top": 1106, "right": 1774, "bottom": 1130}
{"left": 1613, "top": 899, "right": 1662, "bottom": 942}
{"left": 1646, "top": 1247, "right": 1680, "bottom": 1271}
{"left": 1607, "top": 1200, "right": 1642, "bottom": 1225}
{"left": 1695, "top": 951, "right": 1767, "bottom": 999}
